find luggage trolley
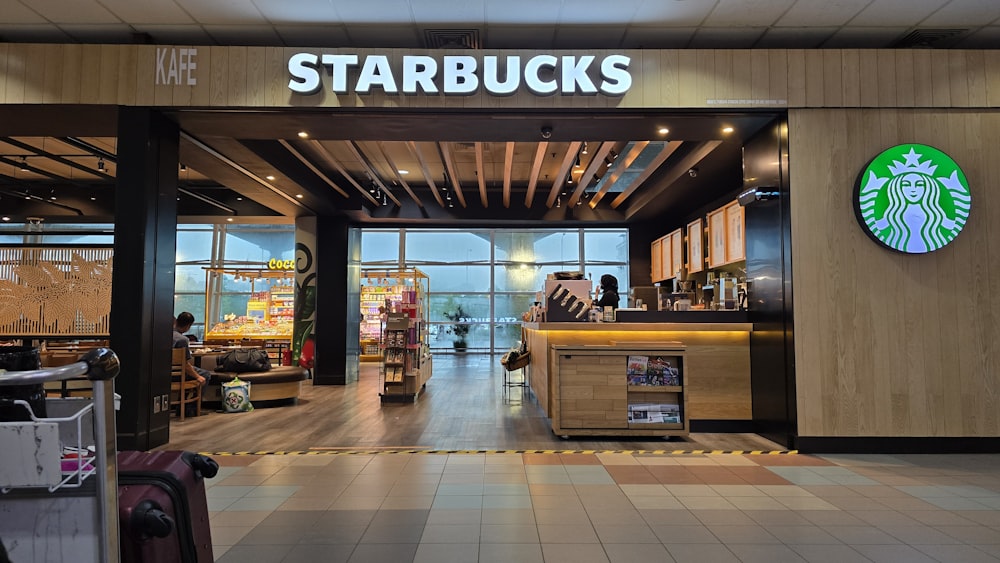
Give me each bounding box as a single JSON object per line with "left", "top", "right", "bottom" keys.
{"left": 0, "top": 348, "right": 121, "bottom": 563}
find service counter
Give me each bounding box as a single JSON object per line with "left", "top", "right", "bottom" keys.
{"left": 522, "top": 318, "right": 752, "bottom": 433}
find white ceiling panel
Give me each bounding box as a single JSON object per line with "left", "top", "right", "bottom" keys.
{"left": 556, "top": 0, "right": 645, "bottom": 25}
{"left": 705, "top": 0, "right": 797, "bottom": 26}
{"left": 132, "top": 25, "right": 215, "bottom": 45}
{"left": 921, "top": 0, "right": 1000, "bottom": 27}
{"left": 409, "top": 0, "right": 487, "bottom": 24}
{"left": 96, "top": 0, "right": 195, "bottom": 25}
{"left": 485, "top": 0, "right": 563, "bottom": 24}
{"left": 776, "top": 0, "right": 872, "bottom": 27}
{"left": 332, "top": 0, "right": 416, "bottom": 24}
{"left": 21, "top": 0, "right": 119, "bottom": 24}
{"left": 173, "top": 0, "right": 266, "bottom": 25}
{"left": 849, "top": 0, "right": 946, "bottom": 27}
{"left": 754, "top": 26, "right": 838, "bottom": 47}
{"left": 274, "top": 25, "right": 351, "bottom": 47}
{"left": 622, "top": 26, "right": 698, "bottom": 48}
{"left": 343, "top": 25, "right": 423, "bottom": 48}
{"left": 250, "top": 0, "right": 339, "bottom": 24}
{"left": 0, "top": 25, "right": 73, "bottom": 42}
{"left": 821, "top": 26, "right": 909, "bottom": 47}
{"left": 958, "top": 25, "right": 1000, "bottom": 47}
{"left": 4, "top": 2, "right": 48, "bottom": 24}
{"left": 630, "top": 1, "right": 717, "bottom": 26}
{"left": 688, "top": 27, "right": 768, "bottom": 48}
{"left": 553, "top": 26, "right": 627, "bottom": 49}
{"left": 485, "top": 26, "right": 557, "bottom": 49}
{"left": 204, "top": 25, "right": 285, "bottom": 46}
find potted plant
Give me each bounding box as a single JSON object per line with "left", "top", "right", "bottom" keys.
{"left": 443, "top": 305, "right": 471, "bottom": 352}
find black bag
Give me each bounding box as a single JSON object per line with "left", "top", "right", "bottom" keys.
{"left": 219, "top": 349, "right": 271, "bottom": 373}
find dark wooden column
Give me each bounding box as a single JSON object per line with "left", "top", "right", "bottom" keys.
{"left": 312, "top": 218, "right": 360, "bottom": 385}
{"left": 110, "top": 107, "right": 178, "bottom": 451}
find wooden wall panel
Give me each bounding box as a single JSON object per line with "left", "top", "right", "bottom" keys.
{"left": 2, "top": 45, "right": 998, "bottom": 110}
{"left": 790, "top": 108, "right": 1000, "bottom": 437}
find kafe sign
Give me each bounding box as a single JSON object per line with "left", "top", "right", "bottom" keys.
{"left": 854, "top": 144, "right": 971, "bottom": 254}
{"left": 288, "top": 53, "right": 632, "bottom": 97}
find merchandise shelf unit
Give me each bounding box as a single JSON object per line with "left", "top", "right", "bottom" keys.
{"left": 550, "top": 344, "right": 688, "bottom": 438}
{"left": 360, "top": 268, "right": 425, "bottom": 363}
{"left": 203, "top": 266, "right": 294, "bottom": 347}
{"left": 364, "top": 269, "right": 432, "bottom": 402}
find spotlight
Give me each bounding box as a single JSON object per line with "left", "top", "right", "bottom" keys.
{"left": 540, "top": 126, "right": 553, "bottom": 140}
{"left": 582, "top": 142, "right": 588, "bottom": 155}
{"left": 688, "top": 168, "right": 698, "bottom": 178}
{"left": 180, "top": 163, "right": 187, "bottom": 171}
{"left": 19, "top": 157, "right": 29, "bottom": 172}
{"left": 97, "top": 157, "right": 106, "bottom": 173}
{"left": 610, "top": 151, "right": 618, "bottom": 160}
{"left": 556, "top": 196, "right": 561, "bottom": 208}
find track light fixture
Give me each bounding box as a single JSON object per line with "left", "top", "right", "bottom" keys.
{"left": 19, "top": 157, "right": 29, "bottom": 172}
{"left": 582, "top": 142, "right": 588, "bottom": 155}
{"left": 97, "top": 157, "right": 106, "bottom": 173}
{"left": 179, "top": 163, "right": 187, "bottom": 171}
{"left": 556, "top": 196, "right": 562, "bottom": 208}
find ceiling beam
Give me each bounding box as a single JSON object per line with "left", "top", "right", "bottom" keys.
{"left": 566, "top": 141, "right": 613, "bottom": 207}
{"left": 407, "top": 141, "right": 444, "bottom": 207}
{"left": 377, "top": 141, "right": 423, "bottom": 208}
{"left": 178, "top": 187, "right": 235, "bottom": 214}
{"left": 589, "top": 141, "right": 648, "bottom": 208}
{"left": 0, "top": 155, "right": 95, "bottom": 187}
{"left": 475, "top": 142, "right": 488, "bottom": 208}
{"left": 344, "top": 141, "right": 402, "bottom": 207}
{"left": 438, "top": 142, "right": 467, "bottom": 208}
{"left": 304, "top": 140, "right": 379, "bottom": 206}
{"left": 624, "top": 141, "right": 724, "bottom": 219}
{"left": 1, "top": 137, "right": 114, "bottom": 181}
{"left": 545, "top": 141, "right": 582, "bottom": 208}
{"left": 524, "top": 141, "right": 547, "bottom": 208}
{"left": 278, "top": 139, "right": 350, "bottom": 199}
{"left": 502, "top": 142, "right": 514, "bottom": 208}
{"left": 610, "top": 141, "right": 683, "bottom": 209}
{"left": 59, "top": 137, "right": 116, "bottom": 162}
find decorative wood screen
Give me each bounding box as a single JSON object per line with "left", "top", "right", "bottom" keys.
{"left": 0, "top": 246, "right": 113, "bottom": 337}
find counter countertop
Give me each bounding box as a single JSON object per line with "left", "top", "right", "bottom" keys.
{"left": 523, "top": 320, "right": 752, "bottom": 331}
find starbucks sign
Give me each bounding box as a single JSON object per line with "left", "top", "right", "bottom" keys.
{"left": 854, "top": 144, "right": 971, "bottom": 254}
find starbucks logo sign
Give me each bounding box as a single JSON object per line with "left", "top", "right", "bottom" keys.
{"left": 854, "top": 144, "right": 971, "bottom": 254}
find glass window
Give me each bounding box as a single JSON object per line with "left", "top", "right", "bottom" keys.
{"left": 493, "top": 264, "right": 543, "bottom": 292}
{"left": 584, "top": 264, "right": 630, "bottom": 295}
{"left": 177, "top": 230, "right": 214, "bottom": 263}
{"left": 173, "top": 295, "right": 206, "bottom": 327}
{"left": 494, "top": 230, "right": 579, "bottom": 263}
{"left": 175, "top": 265, "right": 208, "bottom": 292}
{"left": 361, "top": 231, "right": 400, "bottom": 264}
{"left": 412, "top": 265, "right": 491, "bottom": 293}
{"left": 493, "top": 294, "right": 536, "bottom": 323}
{"left": 584, "top": 230, "right": 629, "bottom": 263}
{"left": 223, "top": 227, "right": 294, "bottom": 263}
{"left": 406, "top": 230, "right": 491, "bottom": 262}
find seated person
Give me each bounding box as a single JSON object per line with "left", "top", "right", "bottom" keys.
{"left": 172, "top": 312, "right": 214, "bottom": 386}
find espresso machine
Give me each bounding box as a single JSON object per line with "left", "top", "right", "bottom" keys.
{"left": 670, "top": 278, "right": 696, "bottom": 311}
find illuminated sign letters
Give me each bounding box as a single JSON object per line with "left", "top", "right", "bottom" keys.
{"left": 854, "top": 144, "right": 971, "bottom": 254}
{"left": 268, "top": 258, "right": 295, "bottom": 270}
{"left": 287, "top": 53, "right": 631, "bottom": 97}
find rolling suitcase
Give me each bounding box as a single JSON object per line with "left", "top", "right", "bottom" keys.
{"left": 117, "top": 450, "right": 219, "bottom": 563}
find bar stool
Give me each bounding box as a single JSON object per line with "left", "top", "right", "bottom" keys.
{"left": 500, "top": 350, "right": 530, "bottom": 402}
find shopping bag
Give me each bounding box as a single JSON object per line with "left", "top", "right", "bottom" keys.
{"left": 222, "top": 377, "right": 253, "bottom": 413}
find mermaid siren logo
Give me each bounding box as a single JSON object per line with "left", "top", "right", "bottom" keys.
{"left": 855, "top": 144, "right": 971, "bottom": 253}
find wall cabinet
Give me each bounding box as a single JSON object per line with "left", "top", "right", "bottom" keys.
{"left": 650, "top": 229, "right": 684, "bottom": 282}
{"left": 707, "top": 200, "right": 745, "bottom": 269}
{"left": 687, "top": 218, "right": 704, "bottom": 274}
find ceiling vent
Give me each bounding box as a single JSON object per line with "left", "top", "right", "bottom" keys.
{"left": 892, "top": 28, "right": 967, "bottom": 48}
{"left": 424, "top": 29, "right": 481, "bottom": 49}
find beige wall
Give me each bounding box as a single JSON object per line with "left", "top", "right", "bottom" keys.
{"left": 1, "top": 45, "right": 999, "bottom": 109}
{"left": 790, "top": 108, "right": 1000, "bottom": 437}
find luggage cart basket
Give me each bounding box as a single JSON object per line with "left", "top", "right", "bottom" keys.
{"left": 0, "top": 348, "right": 121, "bottom": 563}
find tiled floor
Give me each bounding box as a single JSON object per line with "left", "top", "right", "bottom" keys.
{"left": 205, "top": 452, "right": 1000, "bottom": 563}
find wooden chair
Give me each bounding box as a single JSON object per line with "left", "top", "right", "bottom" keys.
{"left": 170, "top": 348, "right": 202, "bottom": 420}
{"left": 42, "top": 352, "right": 93, "bottom": 397}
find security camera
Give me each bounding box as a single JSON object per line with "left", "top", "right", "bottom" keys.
{"left": 540, "top": 126, "right": 553, "bottom": 140}
{"left": 688, "top": 168, "right": 698, "bottom": 178}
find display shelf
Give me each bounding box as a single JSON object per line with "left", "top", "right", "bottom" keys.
{"left": 367, "top": 268, "right": 432, "bottom": 403}
{"left": 551, "top": 345, "right": 688, "bottom": 438}
{"left": 204, "top": 267, "right": 295, "bottom": 339}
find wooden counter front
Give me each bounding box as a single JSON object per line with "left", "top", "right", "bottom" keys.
{"left": 522, "top": 322, "right": 751, "bottom": 425}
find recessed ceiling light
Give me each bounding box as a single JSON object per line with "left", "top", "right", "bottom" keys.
{"left": 297, "top": 131, "right": 309, "bottom": 139}
{"left": 236, "top": 197, "right": 243, "bottom": 201}
{"left": 658, "top": 127, "right": 669, "bottom": 135}
{"left": 722, "top": 127, "right": 734, "bottom": 133}
{"left": 226, "top": 217, "right": 234, "bottom": 222}
{"left": 50, "top": 196, "right": 57, "bottom": 200}
{"left": 265, "top": 175, "right": 276, "bottom": 181}
{"left": 397, "top": 170, "right": 409, "bottom": 175}
{"left": 1, "top": 216, "right": 9, "bottom": 222}
{"left": 295, "top": 194, "right": 304, "bottom": 199}
{"left": 90, "top": 197, "right": 96, "bottom": 201}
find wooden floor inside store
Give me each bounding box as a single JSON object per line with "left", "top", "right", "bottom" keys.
{"left": 163, "top": 354, "right": 784, "bottom": 453}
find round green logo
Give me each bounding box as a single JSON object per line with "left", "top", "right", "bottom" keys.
{"left": 854, "top": 144, "right": 971, "bottom": 254}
